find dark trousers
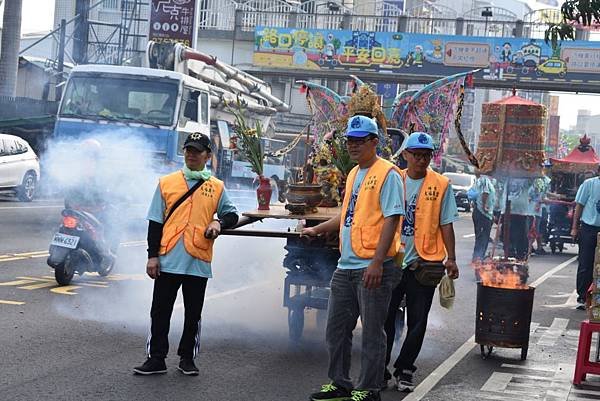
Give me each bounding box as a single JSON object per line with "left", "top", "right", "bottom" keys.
{"left": 507, "top": 214, "right": 529, "bottom": 260}
{"left": 147, "top": 272, "right": 208, "bottom": 360}
{"left": 577, "top": 223, "right": 600, "bottom": 302}
{"left": 384, "top": 269, "right": 436, "bottom": 374}
{"left": 472, "top": 207, "right": 493, "bottom": 261}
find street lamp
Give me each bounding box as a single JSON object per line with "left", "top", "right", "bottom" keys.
{"left": 315, "top": 1, "right": 341, "bottom": 13}
{"left": 482, "top": 7, "right": 493, "bottom": 36}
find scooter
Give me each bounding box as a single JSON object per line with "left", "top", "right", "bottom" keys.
{"left": 47, "top": 208, "right": 116, "bottom": 285}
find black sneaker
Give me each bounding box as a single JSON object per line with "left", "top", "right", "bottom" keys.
{"left": 381, "top": 369, "right": 392, "bottom": 390}
{"left": 349, "top": 390, "right": 381, "bottom": 401}
{"left": 133, "top": 358, "right": 167, "bottom": 375}
{"left": 309, "top": 383, "right": 352, "bottom": 401}
{"left": 178, "top": 358, "right": 199, "bottom": 376}
{"left": 395, "top": 369, "right": 415, "bottom": 392}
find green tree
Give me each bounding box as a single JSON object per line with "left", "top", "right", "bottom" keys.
{"left": 545, "top": 1, "right": 600, "bottom": 49}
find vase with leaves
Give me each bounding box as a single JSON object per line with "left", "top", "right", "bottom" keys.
{"left": 231, "top": 103, "right": 271, "bottom": 210}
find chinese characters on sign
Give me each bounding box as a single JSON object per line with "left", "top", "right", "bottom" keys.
{"left": 444, "top": 42, "right": 490, "bottom": 67}
{"left": 561, "top": 48, "right": 600, "bottom": 73}
{"left": 253, "top": 26, "right": 600, "bottom": 85}
{"left": 149, "top": 0, "right": 198, "bottom": 48}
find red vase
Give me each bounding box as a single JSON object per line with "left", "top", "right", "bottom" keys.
{"left": 256, "top": 175, "right": 272, "bottom": 210}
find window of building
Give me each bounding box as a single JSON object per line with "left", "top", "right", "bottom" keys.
{"left": 102, "top": 0, "right": 119, "bottom": 9}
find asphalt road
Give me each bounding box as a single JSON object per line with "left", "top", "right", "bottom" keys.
{"left": 0, "top": 193, "right": 594, "bottom": 401}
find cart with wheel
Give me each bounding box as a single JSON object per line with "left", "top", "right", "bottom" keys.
{"left": 223, "top": 205, "right": 340, "bottom": 341}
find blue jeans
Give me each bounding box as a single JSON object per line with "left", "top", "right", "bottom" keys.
{"left": 472, "top": 207, "right": 493, "bottom": 261}
{"left": 326, "top": 263, "right": 402, "bottom": 392}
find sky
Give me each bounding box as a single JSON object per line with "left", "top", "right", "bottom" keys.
{"left": 14, "top": 0, "right": 600, "bottom": 129}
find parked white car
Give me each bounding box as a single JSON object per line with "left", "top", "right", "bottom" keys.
{"left": 443, "top": 172, "right": 476, "bottom": 212}
{"left": 0, "top": 134, "right": 40, "bottom": 202}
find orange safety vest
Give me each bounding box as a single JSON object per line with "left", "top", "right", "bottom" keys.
{"left": 399, "top": 169, "right": 449, "bottom": 262}
{"left": 339, "top": 157, "right": 402, "bottom": 259}
{"left": 158, "top": 171, "right": 224, "bottom": 262}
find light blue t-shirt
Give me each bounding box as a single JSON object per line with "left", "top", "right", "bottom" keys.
{"left": 530, "top": 176, "right": 551, "bottom": 216}
{"left": 500, "top": 178, "right": 534, "bottom": 216}
{"left": 147, "top": 177, "right": 238, "bottom": 278}
{"left": 475, "top": 175, "right": 496, "bottom": 220}
{"left": 402, "top": 176, "right": 459, "bottom": 267}
{"left": 338, "top": 168, "right": 405, "bottom": 270}
{"left": 575, "top": 177, "right": 600, "bottom": 227}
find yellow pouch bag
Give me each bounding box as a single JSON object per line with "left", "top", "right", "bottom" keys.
{"left": 439, "top": 275, "right": 455, "bottom": 309}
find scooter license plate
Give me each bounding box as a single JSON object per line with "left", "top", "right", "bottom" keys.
{"left": 51, "top": 233, "right": 80, "bottom": 249}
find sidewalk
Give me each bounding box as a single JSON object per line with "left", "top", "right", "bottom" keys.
{"left": 402, "top": 258, "right": 600, "bottom": 401}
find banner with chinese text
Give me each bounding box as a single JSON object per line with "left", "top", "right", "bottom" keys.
{"left": 254, "top": 26, "right": 600, "bottom": 85}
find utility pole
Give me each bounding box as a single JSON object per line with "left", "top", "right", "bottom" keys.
{"left": 56, "top": 19, "right": 66, "bottom": 101}
{"left": 0, "top": 0, "right": 23, "bottom": 97}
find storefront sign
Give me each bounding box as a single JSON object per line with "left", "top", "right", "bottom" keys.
{"left": 254, "top": 27, "right": 600, "bottom": 85}
{"left": 149, "top": 0, "right": 198, "bottom": 47}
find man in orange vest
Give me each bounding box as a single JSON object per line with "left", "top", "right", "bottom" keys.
{"left": 384, "top": 132, "right": 459, "bottom": 392}
{"left": 133, "top": 132, "right": 238, "bottom": 376}
{"left": 303, "top": 115, "right": 404, "bottom": 401}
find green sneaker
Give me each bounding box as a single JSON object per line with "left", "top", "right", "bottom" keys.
{"left": 309, "top": 383, "right": 352, "bottom": 401}
{"left": 350, "top": 390, "right": 381, "bottom": 401}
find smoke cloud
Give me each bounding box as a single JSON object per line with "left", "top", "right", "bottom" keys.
{"left": 43, "top": 138, "right": 319, "bottom": 346}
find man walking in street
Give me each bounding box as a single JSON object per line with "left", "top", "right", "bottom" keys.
{"left": 133, "top": 133, "right": 238, "bottom": 376}
{"left": 472, "top": 171, "right": 496, "bottom": 263}
{"left": 384, "top": 132, "right": 459, "bottom": 392}
{"left": 571, "top": 165, "right": 600, "bottom": 310}
{"left": 303, "top": 115, "right": 404, "bottom": 401}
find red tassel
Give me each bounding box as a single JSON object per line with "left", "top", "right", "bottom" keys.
{"left": 299, "top": 85, "right": 307, "bottom": 94}
{"left": 466, "top": 74, "right": 474, "bottom": 88}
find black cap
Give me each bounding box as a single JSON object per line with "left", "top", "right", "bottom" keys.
{"left": 184, "top": 132, "right": 211, "bottom": 152}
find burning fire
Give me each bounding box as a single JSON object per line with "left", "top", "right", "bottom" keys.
{"left": 473, "top": 259, "right": 529, "bottom": 290}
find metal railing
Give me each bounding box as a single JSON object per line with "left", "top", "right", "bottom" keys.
{"left": 198, "top": 8, "right": 552, "bottom": 39}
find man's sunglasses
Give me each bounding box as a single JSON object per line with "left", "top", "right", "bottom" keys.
{"left": 406, "top": 150, "right": 433, "bottom": 161}
{"left": 346, "top": 136, "right": 375, "bottom": 146}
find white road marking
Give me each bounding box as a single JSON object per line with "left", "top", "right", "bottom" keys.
{"left": 530, "top": 256, "right": 578, "bottom": 288}
{"left": 0, "top": 240, "right": 146, "bottom": 264}
{"left": 403, "top": 335, "right": 476, "bottom": 401}
{"left": 0, "top": 299, "right": 25, "bottom": 305}
{"left": 481, "top": 372, "right": 513, "bottom": 392}
{"left": 173, "top": 281, "right": 272, "bottom": 310}
{"left": 404, "top": 256, "right": 578, "bottom": 400}
{"left": 0, "top": 205, "right": 63, "bottom": 210}
{"left": 544, "top": 290, "right": 579, "bottom": 309}
{"left": 538, "top": 318, "right": 569, "bottom": 346}
{"left": 463, "top": 233, "right": 475, "bottom": 238}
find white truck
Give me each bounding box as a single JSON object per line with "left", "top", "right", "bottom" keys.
{"left": 54, "top": 41, "right": 289, "bottom": 175}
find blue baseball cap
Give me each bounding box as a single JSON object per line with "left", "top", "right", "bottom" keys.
{"left": 405, "top": 132, "right": 434, "bottom": 150}
{"left": 346, "top": 115, "right": 378, "bottom": 138}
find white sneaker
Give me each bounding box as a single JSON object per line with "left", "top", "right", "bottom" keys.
{"left": 395, "top": 369, "right": 415, "bottom": 392}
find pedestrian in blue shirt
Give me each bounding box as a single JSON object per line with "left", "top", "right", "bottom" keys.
{"left": 572, "top": 166, "right": 600, "bottom": 309}
{"left": 303, "top": 116, "right": 404, "bottom": 401}
{"left": 384, "top": 132, "right": 459, "bottom": 393}
{"left": 134, "top": 133, "right": 238, "bottom": 376}
{"left": 471, "top": 172, "right": 496, "bottom": 262}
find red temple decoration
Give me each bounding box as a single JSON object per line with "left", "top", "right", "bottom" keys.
{"left": 476, "top": 90, "right": 547, "bottom": 177}
{"left": 550, "top": 135, "right": 600, "bottom": 173}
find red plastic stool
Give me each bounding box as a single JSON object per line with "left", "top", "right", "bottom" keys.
{"left": 574, "top": 320, "right": 600, "bottom": 385}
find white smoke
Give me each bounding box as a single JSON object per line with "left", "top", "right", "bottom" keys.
{"left": 41, "top": 128, "right": 161, "bottom": 217}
